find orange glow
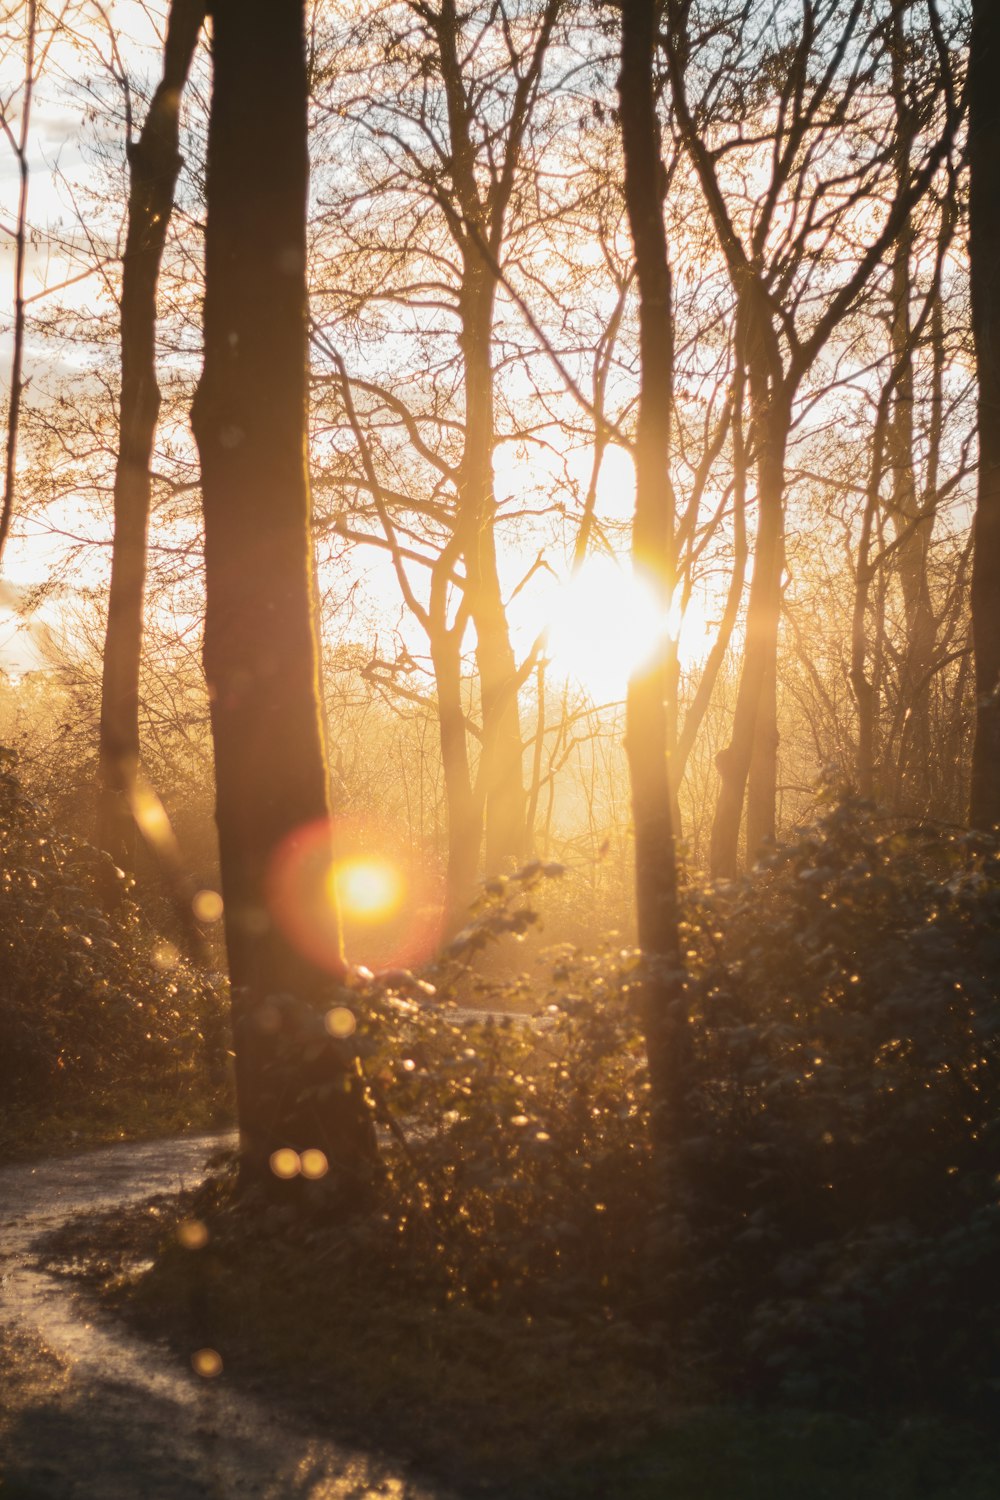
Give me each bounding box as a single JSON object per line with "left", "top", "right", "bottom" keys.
{"left": 325, "top": 1005, "right": 357, "bottom": 1039}
{"left": 192, "top": 888, "right": 224, "bottom": 923}
{"left": 267, "top": 818, "right": 441, "bottom": 971}
{"left": 332, "top": 856, "right": 403, "bottom": 922}
{"left": 176, "top": 1218, "right": 209, "bottom": 1250}
{"left": 300, "top": 1148, "right": 329, "bottom": 1179}
{"left": 269, "top": 1148, "right": 301, "bottom": 1179}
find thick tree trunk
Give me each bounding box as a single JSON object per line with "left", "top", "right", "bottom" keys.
{"left": 192, "top": 0, "right": 374, "bottom": 1183}
{"left": 618, "top": 0, "right": 685, "bottom": 1140}
{"left": 969, "top": 0, "right": 1000, "bottom": 829}
{"left": 711, "top": 408, "right": 786, "bottom": 878}
{"left": 97, "top": 0, "right": 205, "bottom": 877}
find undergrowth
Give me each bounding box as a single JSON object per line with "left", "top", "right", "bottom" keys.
{"left": 0, "top": 748, "right": 232, "bottom": 1158}
{"left": 11, "top": 780, "right": 1000, "bottom": 1491}
{"left": 56, "top": 795, "right": 1000, "bottom": 1495}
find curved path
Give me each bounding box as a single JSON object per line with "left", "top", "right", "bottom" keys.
{"left": 0, "top": 1134, "right": 454, "bottom": 1500}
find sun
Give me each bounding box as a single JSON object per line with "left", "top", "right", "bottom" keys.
{"left": 540, "top": 555, "right": 710, "bottom": 704}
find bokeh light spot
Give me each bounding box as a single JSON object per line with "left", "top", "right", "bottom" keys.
{"left": 269, "top": 1148, "right": 301, "bottom": 1179}
{"left": 193, "top": 888, "right": 224, "bottom": 923}
{"left": 177, "top": 1218, "right": 209, "bottom": 1250}
{"left": 300, "top": 1148, "right": 329, "bottom": 1179}
{"left": 324, "top": 1005, "right": 356, "bottom": 1039}
{"left": 191, "top": 1347, "right": 223, "bottom": 1378}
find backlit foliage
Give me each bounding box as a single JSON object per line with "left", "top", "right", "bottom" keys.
{"left": 137, "top": 801, "right": 998, "bottom": 1415}
{"left": 0, "top": 748, "right": 228, "bottom": 1134}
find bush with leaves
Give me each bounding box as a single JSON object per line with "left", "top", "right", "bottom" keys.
{"left": 330, "top": 806, "right": 1000, "bottom": 1409}
{"left": 129, "top": 802, "right": 998, "bottom": 1425}
{"left": 662, "top": 796, "right": 1000, "bottom": 1410}
{"left": 0, "top": 748, "right": 228, "bottom": 1140}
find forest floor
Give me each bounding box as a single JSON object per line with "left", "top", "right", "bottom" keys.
{"left": 0, "top": 1134, "right": 455, "bottom": 1500}
{"left": 2, "top": 1136, "right": 998, "bottom": 1499}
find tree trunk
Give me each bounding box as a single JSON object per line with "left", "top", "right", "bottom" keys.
{"left": 459, "top": 272, "right": 527, "bottom": 874}
{"left": 746, "top": 646, "right": 779, "bottom": 856}
{"left": 850, "top": 450, "right": 883, "bottom": 802}
{"left": 191, "top": 0, "right": 374, "bottom": 1184}
{"left": 886, "top": 210, "right": 935, "bottom": 813}
{"left": 618, "top": 0, "right": 685, "bottom": 1140}
{"left": 429, "top": 620, "right": 482, "bottom": 928}
{"left": 969, "top": 0, "right": 1000, "bottom": 830}
{"left": 711, "top": 400, "right": 787, "bottom": 878}
{"left": 886, "top": 3, "right": 939, "bottom": 818}
{"left": 97, "top": 0, "right": 205, "bottom": 877}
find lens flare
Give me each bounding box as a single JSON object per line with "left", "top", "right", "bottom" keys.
{"left": 333, "top": 857, "right": 403, "bottom": 922}
{"left": 267, "top": 818, "right": 441, "bottom": 971}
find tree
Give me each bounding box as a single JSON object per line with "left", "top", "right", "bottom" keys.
{"left": 191, "top": 0, "right": 374, "bottom": 1183}
{"left": 969, "top": 0, "right": 1000, "bottom": 830}
{"left": 97, "top": 0, "right": 205, "bottom": 879}
{"left": 662, "top": 0, "right": 958, "bottom": 875}
{"left": 310, "top": 0, "right": 564, "bottom": 919}
{"left": 617, "top": 0, "right": 685, "bottom": 1138}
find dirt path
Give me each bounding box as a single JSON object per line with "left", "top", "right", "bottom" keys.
{"left": 0, "top": 1134, "right": 455, "bottom": 1500}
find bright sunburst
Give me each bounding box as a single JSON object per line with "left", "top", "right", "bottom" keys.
{"left": 540, "top": 555, "right": 710, "bottom": 704}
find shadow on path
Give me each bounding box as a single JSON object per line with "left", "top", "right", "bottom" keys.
{"left": 0, "top": 1134, "right": 453, "bottom": 1500}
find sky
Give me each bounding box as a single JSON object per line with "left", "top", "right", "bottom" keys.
{"left": 0, "top": 3, "right": 178, "bottom": 671}
{"left": 0, "top": 0, "right": 720, "bottom": 698}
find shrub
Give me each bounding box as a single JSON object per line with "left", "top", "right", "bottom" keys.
{"left": 662, "top": 796, "right": 1000, "bottom": 1409}
{"left": 350, "top": 801, "right": 1000, "bottom": 1409}
{"left": 127, "top": 797, "right": 999, "bottom": 1421}
{"left": 0, "top": 747, "right": 228, "bottom": 1135}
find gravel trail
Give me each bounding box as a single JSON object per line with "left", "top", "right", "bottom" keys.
{"left": 0, "top": 1134, "right": 454, "bottom": 1500}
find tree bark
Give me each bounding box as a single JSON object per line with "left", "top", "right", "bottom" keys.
{"left": 431, "top": 0, "right": 544, "bottom": 877}
{"left": 456, "top": 198, "right": 526, "bottom": 879}
{"left": 968, "top": 0, "right": 1000, "bottom": 829}
{"left": 711, "top": 389, "right": 787, "bottom": 878}
{"left": 429, "top": 615, "right": 482, "bottom": 925}
{"left": 97, "top": 0, "right": 205, "bottom": 876}
{"left": 886, "top": 20, "right": 936, "bottom": 817}
{"left": 618, "top": 0, "right": 685, "bottom": 1140}
{"left": 192, "top": 0, "right": 374, "bottom": 1183}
